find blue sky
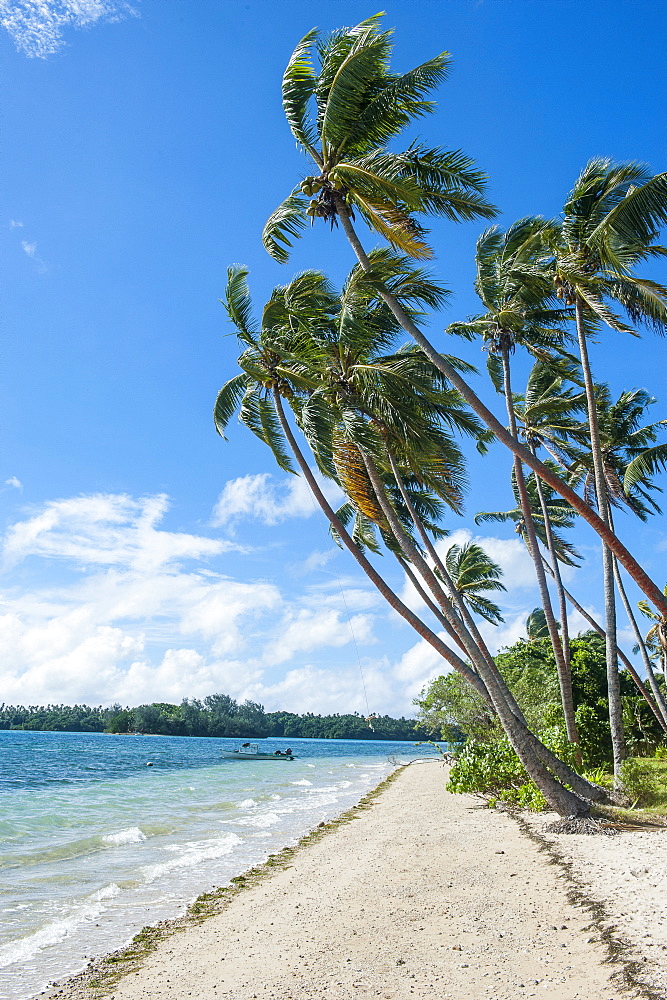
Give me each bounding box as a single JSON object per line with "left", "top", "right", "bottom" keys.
{"left": 1, "top": 0, "right": 666, "bottom": 716}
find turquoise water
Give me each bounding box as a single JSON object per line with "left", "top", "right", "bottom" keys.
{"left": 0, "top": 730, "right": 435, "bottom": 1000}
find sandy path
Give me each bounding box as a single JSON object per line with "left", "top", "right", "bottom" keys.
{"left": 51, "top": 762, "right": 634, "bottom": 1000}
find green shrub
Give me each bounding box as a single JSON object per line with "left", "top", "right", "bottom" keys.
{"left": 654, "top": 745, "right": 667, "bottom": 760}
{"left": 619, "top": 757, "right": 663, "bottom": 806}
{"left": 446, "top": 736, "right": 547, "bottom": 811}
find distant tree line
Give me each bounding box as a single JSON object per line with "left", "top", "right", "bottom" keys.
{"left": 0, "top": 694, "right": 434, "bottom": 741}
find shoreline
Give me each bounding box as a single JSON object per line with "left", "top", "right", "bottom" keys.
{"left": 42, "top": 760, "right": 667, "bottom": 1000}
{"left": 42, "top": 767, "right": 406, "bottom": 1000}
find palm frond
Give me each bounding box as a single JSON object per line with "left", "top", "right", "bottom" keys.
{"left": 624, "top": 441, "right": 667, "bottom": 491}
{"left": 343, "top": 53, "right": 451, "bottom": 154}
{"left": 262, "top": 189, "right": 310, "bottom": 263}
{"left": 321, "top": 30, "right": 394, "bottom": 152}
{"left": 591, "top": 170, "right": 667, "bottom": 250}
{"left": 351, "top": 189, "right": 433, "bottom": 258}
{"left": 213, "top": 373, "right": 250, "bottom": 438}
{"left": 223, "top": 265, "right": 257, "bottom": 338}
{"left": 282, "top": 28, "right": 320, "bottom": 158}
{"left": 239, "top": 388, "right": 296, "bottom": 473}
{"left": 609, "top": 275, "right": 667, "bottom": 334}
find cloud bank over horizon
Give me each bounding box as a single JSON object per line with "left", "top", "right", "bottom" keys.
{"left": 0, "top": 488, "right": 598, "bottom": 716}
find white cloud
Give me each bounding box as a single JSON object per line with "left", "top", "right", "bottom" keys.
{"left": 300, "top": 548, "right": 337, "bottom": 573}
{"left": 9, "top": 219, "right": 23, "bottom": 228}
{"left": 20, "top": 238, "right": 47, "bottom": 271}
{"left": 212, "top": 471, "right": 342, "bottom": 527}
{"left": 0, "top": 0, "right": 137, "bottom": 59}
{"left": 2, "top": 493, "right": 236, "bottom": 571}
{"left": 4, "top": 477, "right": 22, "bottom": 490}
{"left": 265, "top": 607, "right": 376, "bottom": 665}
{"left": 0, "top": 493, "right": 282, "bottom": 706}
{"left": 241, "top": 660, "right": 399, "bottom": 718}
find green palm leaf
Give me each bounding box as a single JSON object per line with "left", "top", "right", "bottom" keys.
{"left": 343, "top": 54, "right": 451, "bottom": 154}
{"left": 590, "top": 171, "right": 667, "bottom": 250}
{"left": 262, "top": 189, "right": 310, "bottom": 263}
{"left": 321, "top": 30, "right": 394, "bottom": 152}
{"left": 224, "top": 265, "right": 256, "bottom": 338}
{"left": 240, "top": 388, "right": 296, "bottom": 474}
{"left": 282, "top": 28, "right": 320, "bottom": 157}
{"left": 214, "top": 373, "right": 250, "bottom": 438}
{"left": 624, "top": 440, "right": 667, "bottom": 492}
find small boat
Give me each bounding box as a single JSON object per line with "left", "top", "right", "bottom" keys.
{"left": 221, "top": 743, "right": 296, "bottom": 761}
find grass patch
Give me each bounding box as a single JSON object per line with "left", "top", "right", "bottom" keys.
{"left": 586, "top": 758, "right": 667, "bottom": 826}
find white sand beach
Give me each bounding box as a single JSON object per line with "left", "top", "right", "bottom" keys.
{"left": 47, "top": 762, "right": 667, "bottom": 1000}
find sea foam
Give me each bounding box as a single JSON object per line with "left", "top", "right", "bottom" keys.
{"left": 102, "top": 827, "right": 147, "bottom": 846}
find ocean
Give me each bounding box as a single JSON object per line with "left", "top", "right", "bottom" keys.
{"left": 0, "top": 729, "right": 438, "bottom": 1000}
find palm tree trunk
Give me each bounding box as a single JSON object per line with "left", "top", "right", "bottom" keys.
{"left": 529, "top": 445, "right": 571, "bottom": 662}
{"left": 355, "top": 440, "right": 591, "bottom": 814}
{"left": 499, "top": 347, "right": 580, "bottom": 748}
{"left": 613, "top": 559, "right": 667, "bottom": 727}
{"left": 271, "top": 389, "right": 487, "bottom": 700}
{"left": 528, "top": 442, "right": 579, "bottom": 748}
{"left": 383, "top": 443, "right": 528, "bottom": 726}
{"left": 541, "top": 555, "right": 667, "bottom": 733}
{"left": 574, "top": 297, "right": 626, "bottom": 779}
{"left": 331, "top": 193, "right": 667, "bottom": 618}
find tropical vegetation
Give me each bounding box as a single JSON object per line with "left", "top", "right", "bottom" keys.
{"left": 0, "top": 699, "right": 431, "bottom": 741}
{"left": 217, "top": 15, "right": 667, "bottom": 816}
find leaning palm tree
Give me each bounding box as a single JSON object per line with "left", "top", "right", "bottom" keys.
{"left": 553, "top": 157, "right": 667, "bottom": 777}
{"left": 215, "top": 264, "right": 614, "bottom": 815}
{"left": 447, "top": 218, "right": 581, "bottom": 746}
{"left": 263, "top": 17, "right": 667, "bottom": 619}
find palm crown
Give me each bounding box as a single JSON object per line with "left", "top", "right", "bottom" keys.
{"left": 263, "top": 14, "right": 496, "bottom": 263}
{"left": 554, "top": 157, "right": 667, "bottom": 334}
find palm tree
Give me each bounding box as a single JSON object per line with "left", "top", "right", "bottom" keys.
{"left": 513, "top": 360, "right": 588, "bottom": 720}
{"left": 638, "top": 588, "right": 667, "bottom": 679}
{"left": 444, "top": 541, "right": 505, "bottom": 626}
{"left": 215, "top": 264, "right": 608, "bottom": 816}
{"left": 263, "top": 15, "right": 495, "bottom": 263}
{"left": 553, "top": 157, "right": 667, "bottom": 777}
{"left": 264, "top": 17, "right": 667, "bottom": 619}
{"left": 526, "top": 608, "right": 551, "bottom": 641}
{"left": 447, "top": 218, "right": 582, "bottom": 745}
{"left": 567, "top": 385, "right": 667, "bottom": 769}
{"left": 213, "top": 265, "right": 493, "bottom": 705}
{"left": 539, "top": 555, "right": 667, "bottom": 734}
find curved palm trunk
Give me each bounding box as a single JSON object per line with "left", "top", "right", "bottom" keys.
{"left": 499, "top": 347, "right": 580, "bottom": 748}
{"left": 541, "top": 555, "right": 667, "bottom": 733}
{"left": 354, "top": 440, "right": 590, "bottom": 815}
{"left": 574, "top": 298, "right": 625, "bottom": 779}
{"left": 356, "top": 444, "right": 497, "bottom": 684}
{"left": 397, "top": 555, "right": 469, "bottom": 650}
{"left": 528, "top": 442, "right": 579, "bottom": 749}
{"left": 383, "top": 443, "right": 527, "bottom": 726}
{"left": 613, "top": 560, "right": 667, "bottom": 727}
{"left": 332, "top": 193, "right": 667, "bottom": 619}
{"left": 273, "top": 400, "right": 612, "bottom": 810}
